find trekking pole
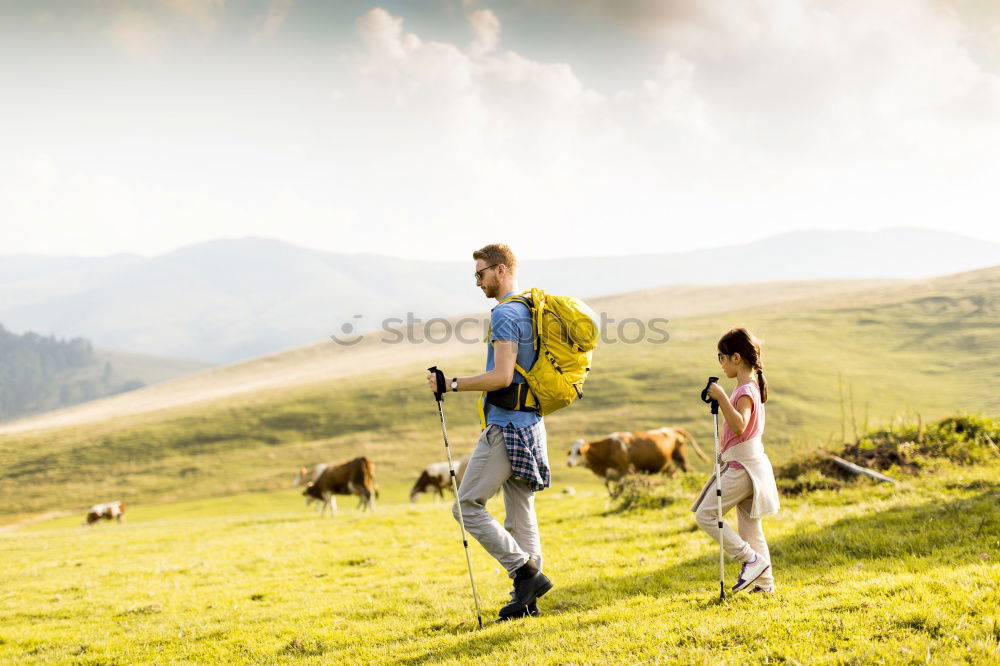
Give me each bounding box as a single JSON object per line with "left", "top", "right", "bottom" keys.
{"left": 701, "top": 376, "right": 725, "bottom": 601}
{"left": 428, "top": 366, "right": 484, "bottom": 629}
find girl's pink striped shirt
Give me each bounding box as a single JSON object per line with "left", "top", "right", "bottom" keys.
{"left": 720, "top": 381, "right": 765, "bottom": 470}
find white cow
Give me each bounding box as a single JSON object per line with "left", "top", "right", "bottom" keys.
{"left": 85, "top": 501, "right": 125, "bottom": 526}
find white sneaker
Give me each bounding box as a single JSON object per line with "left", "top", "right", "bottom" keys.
{"left": 732, "top": 553, "right": 770, "bottom": 593}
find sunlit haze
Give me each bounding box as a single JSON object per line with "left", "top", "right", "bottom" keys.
{"left": 2, "top": 0, "right": 999, "bottom": 260}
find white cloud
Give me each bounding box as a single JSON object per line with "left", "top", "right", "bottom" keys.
{"left": 160, "top": 0, "right": 225, "bottom": 30}
{"left": 468, "top": 9, "right": 500, "bottom": 58}
{"left": 335, "top": 4, "right": 1000, "bottom": 255}
{"left": 258, "top": 0, "right": 295, "bottom": 39}
{"left": 356, "top": 8, "right": 411, "bottom": 62}
{"left": 353, "top": 7, "right": 606, "bottom": 163}
{"left": 543, "top": 0, "right": 1000, "bottom": 166}
{"left": 106, "top": 0, "right": 226, "bottom": 60}
{"left": 107, "top": 9, "right": 167, "bottom": 62}
{"left": 5, "top": 2, "right": 1000, "bottom": 261}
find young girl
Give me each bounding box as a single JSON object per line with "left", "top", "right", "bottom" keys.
{"left": 691, "top": 328, "right": 780, "bottom": 594}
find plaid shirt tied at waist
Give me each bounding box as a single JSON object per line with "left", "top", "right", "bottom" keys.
{"left": 494, "top": 420, "right": 550, "bottom": 492}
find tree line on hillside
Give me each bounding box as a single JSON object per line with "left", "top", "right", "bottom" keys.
{"left": 0, "top": 324, "right": 145, "bottom": 421}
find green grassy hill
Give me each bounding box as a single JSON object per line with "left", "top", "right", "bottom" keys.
{"left": 0, "top": 267, "right": 996, "bottom": 521}
{"left": 90, "top": 348, "right": 213, "bottom": 389}
{"left": 0, "top": 458, "right": 996, "bottom": 664}
{"left": 0, "top": 277, "right": 893, "bottom": 436}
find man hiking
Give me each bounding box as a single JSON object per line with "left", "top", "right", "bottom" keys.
{"left": 425, "top": 243, "right": 552, "bottom": 621}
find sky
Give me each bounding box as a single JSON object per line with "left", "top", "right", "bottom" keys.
{"left": 2, "top": 0, "right": 999, "bottom": 261}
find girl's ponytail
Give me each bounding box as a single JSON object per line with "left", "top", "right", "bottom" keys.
{"left": 755, "top": 366, "right": 768, "bottom": 403}
{"left": 718, "top": 327, "right": 767, "bottom": 403}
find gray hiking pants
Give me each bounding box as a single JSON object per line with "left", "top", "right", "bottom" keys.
{"left": 452, "top": 424, "right": 545, "bottom": 577}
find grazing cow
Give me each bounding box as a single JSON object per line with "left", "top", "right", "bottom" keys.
{"left": 567, "top": 427, "right": 709, "bottom": 493}
{"left": 84, "top": 501, "right": 125, "bottom": 526}
{"left": 294, "top": 463, "right": 330, "bottom": 512}
{"left": 303, "top": 456, "right": 376, "bottom": 517}
{"left": 293, "top": 463, "right": 328, "bottom": 487}
{"left": 409, "top": 455, "right": 471, "bottom": 503}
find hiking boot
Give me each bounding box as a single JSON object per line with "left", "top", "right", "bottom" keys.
{"left": 498, "top": 563, "right": 552, "bottom": 619}
{"left": 732, "top": 553, "right": 770, "bottom": 593}
{"left": 507, "top": 587, "right": 542, "bottom": 613}
{"left": 497, "top": 600, "right": 541, "bottom": 621}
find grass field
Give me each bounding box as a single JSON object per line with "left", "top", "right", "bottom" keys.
{"left": 0, "top": 267, "right": 996, "bottom": 520}
{"left": 0, "top": 267, "right": 998, "bottom": 662}
{"left": 0, "top": 457, "right": 997, "bottom": 664}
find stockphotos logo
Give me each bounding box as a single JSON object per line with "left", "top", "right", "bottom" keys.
{"left": 330, "top": 313, "right": 669, "bottom": 346}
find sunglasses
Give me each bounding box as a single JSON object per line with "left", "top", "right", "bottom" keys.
{"left": 475, "top": 264, "right": 499, "bottom": 281}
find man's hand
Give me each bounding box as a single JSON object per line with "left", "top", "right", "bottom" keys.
{"left": 432, "top": 343, "right": 515, "bottom": 393}
{"left": 426, "top": 370, "right": 450, "bottom": 393}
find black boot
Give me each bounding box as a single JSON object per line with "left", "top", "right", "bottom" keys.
{"left": 499, "top": 593, "right": 542, "bottom": 621}
{"left": 498, "top": 562, "right": 552, "bottom": 620}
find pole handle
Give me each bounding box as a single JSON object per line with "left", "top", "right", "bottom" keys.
{"left": 701, "top": 376, "right": 720, "bottom": 414}
{"left": 428, "top": 366, "right": 446, "bottom": 402}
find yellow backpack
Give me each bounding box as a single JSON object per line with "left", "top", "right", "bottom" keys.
{"left": 479, "top": 288, "right": 600, "bottom": 428}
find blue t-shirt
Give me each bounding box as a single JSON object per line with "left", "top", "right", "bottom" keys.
{"left": 484, "top": 291, "right": 542, "bottom": 427}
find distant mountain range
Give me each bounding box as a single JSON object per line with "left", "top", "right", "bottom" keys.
{"left": 1, "top": 227, "right": 996, "bottom": 363}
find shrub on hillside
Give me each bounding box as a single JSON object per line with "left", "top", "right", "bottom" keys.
{"left": 605, "top": 473, "right": 706, "bottom": 513}
{"left": 777, "top": 413, "right": 999, "bottom": 495}
{"left": 775, "top": 465, "right": 848, "bottom": 495}
{"left": 608, "top": 474, "right": 673, "bottom": 512}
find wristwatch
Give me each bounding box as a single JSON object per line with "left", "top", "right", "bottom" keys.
{"left": 451, "top": 377, "right": 459, "bottom": 392}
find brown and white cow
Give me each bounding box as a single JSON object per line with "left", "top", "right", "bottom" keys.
{"left": 409, "top": 455, "right": 471, "bottom": 503}
{"left": 566, "top": 427, "right": 709, "bottom": 493}
{"left": 294, "top": 463, "right": 330, "bottom": 512}
{"left": 293, "top": 463, "right": 328, "bottom": 487}
{"left": 84, "top": 501, "right": 125, "bottom": 526}
{"left": 302, "top": 456, "right": 376, "bottom": 517}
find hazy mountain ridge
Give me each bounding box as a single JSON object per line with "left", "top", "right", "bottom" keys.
{"left": 0, "top": 228, "right": 995, "bottom": 363}
{"left": 2, "top": 268, "right": 994, "bottom": 437}
{"left": 0, "top": 265, "right": 995, "bottom": 518}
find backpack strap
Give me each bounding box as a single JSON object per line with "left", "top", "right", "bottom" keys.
{"left": 483, "top": 293, "right": 535, "bottom": 347}
{"left": 479, "top": 292, "right": 538, "bottom": 429}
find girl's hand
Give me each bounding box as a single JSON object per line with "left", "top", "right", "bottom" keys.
{"left": 706, "top": 381, "right": 727, "bottom": 402}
